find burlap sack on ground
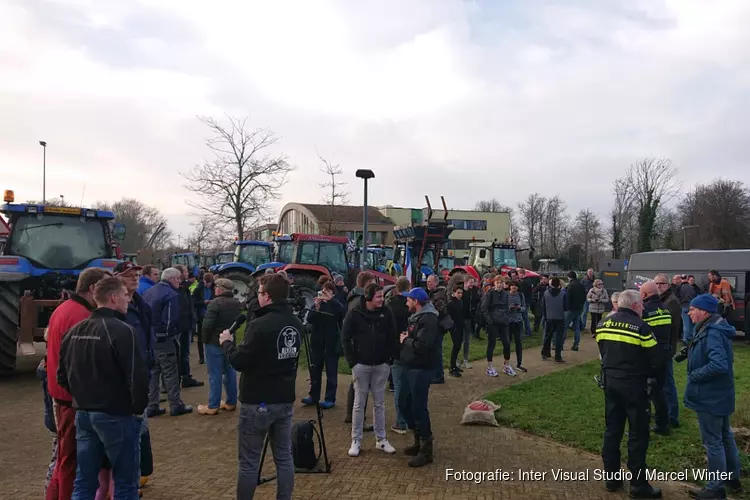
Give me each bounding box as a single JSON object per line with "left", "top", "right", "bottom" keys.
{"left": 460, "top": 400, "right": 501, "bottom": 426}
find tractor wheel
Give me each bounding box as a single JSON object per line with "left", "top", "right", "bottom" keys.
{"left": 0, "top": 283, "right": 20, "bottom": 376}
{"left": 222, "top": 271, "right": 255, "bottom": 305}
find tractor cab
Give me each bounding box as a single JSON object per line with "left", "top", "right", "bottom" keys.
{"left": 213, "top": 241, "right": 274, "bottom": 304}
{"left": 208, "top": 251, "right": 234, "bottom": 272}
{"left": 452, "top": 239, "right": 538, "bottom": 283}
{"left": 362, "top": 246, "right": 388, "bottom": 273}
{"left": 0, "top": 189, "right": 126, "bottom": 374}
{"left": 392, "top": 195, "right": 453, "bottom": 287}
{"left": 170, "top": 252, "right": 200, "bottom": 277}
{"left": 121, "top": 253, "right": 138, "bottom": 265}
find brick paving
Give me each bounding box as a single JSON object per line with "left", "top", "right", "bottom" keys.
{"left": 0, "top": 334, "right": 698, "bottom": 499}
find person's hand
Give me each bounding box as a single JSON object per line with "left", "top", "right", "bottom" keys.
{"left": 314, "top": 296, "right": 323, "bottom": 310}
{"left": 219, "top": 329, "right": 233, "bottom": 344}
{"left": 400, "top": 332, "right": 409, "bottom": 343}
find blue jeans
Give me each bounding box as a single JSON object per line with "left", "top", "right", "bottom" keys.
{"left": 580, "top": 302, "right": 590, "bottom": 330}
{"left": 662, "top": 358, "right": 679, "bottom": 425}
{"left": 696, "top": 412, "right": 742, "bottom": 491}
{"left": 681, "top": 308, "right": 694, "bottom": 343}
{"left": 398, "top": 367, "right": 432, "bottom": 438}
{"left": 521, "top": 309, "right": 532, "bottom": 336}
{"left": 564, "top": 309, "right": 582, "bottom": 347}
{"left": 73, "top": 411, "right": 142, "bottom": 500}
{"left": 433, "top": 332, "right": 445, "bottom": 380}
{"left": 205, "top": 344, "right": 238, "bottom": 409}
{"left": 237, "top": 403, "right": 294, "bottom": 500}
{"left": 390, "top": 361, "right": 408, "bottom": 430}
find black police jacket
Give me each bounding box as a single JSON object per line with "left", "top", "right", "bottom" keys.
{"left": 596, "top": 307, "right": 661, "bottom": 379}
{"left": 57, "top": 308, "right": 150, "bottom": 416}
{"left": 222, "top": 302, "right": 303, "bottom": 405}
{"left": 642, "top": 295, "right": 673, "bottom": 349}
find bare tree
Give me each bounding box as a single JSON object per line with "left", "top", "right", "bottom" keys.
{"left": 186, "top": 216, "right": 214, "bottom": 253}
{"left": 541, "top": 196, "right": 568, "bottom": 256}
{"left": 474, "top": 199, "right": 518, "bottom": 243}
{"left": 573, "top": 209, "right": 603, "bottom": 268}
{"left": 318, "top": 155, "right": 349, "bottom": 235}
{"left": 608, "top": 179, "right": 636, "bottom": 258}
{"left": 620, "top": 158, "right": 680, "bottom": 252}
{"left": 517, "top": 193, "right": 546, "bottom": 252}
{"left": 678, "top": 179, "right": 750, "bottom": 249}
{"left": 183, "top": 115, "right": 293, "bottom": 240}
{"left": 94, "top": 198, "right": 172, "bottom": 252}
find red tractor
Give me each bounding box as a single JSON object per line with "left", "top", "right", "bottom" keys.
{"left": 449, "top": 239, "right": 538, "bottom": 284}
{"left": 262, "top": 233, "right": 396, "bottom": 307}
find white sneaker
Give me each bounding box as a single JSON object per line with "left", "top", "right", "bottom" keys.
{"left": 503, "top": 364, "right": 517, "bottom": 377}
{"left": 376, "top": 439, "right": 396, "bottom": 454}
{"left": 462, "top": 359, "right": 471, "bottom": 369}
{"left": 348, "top": 440, "right": 361, "bottom": 457}
{"left": 486, "top": 367, "right": 498, "bottom": 377}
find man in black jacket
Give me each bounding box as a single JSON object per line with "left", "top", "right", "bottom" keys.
{"left": 341, "top": 283, "right": 399, "bottom": 457}
{"left": 220, "top": 273, "right": 302, "bottom": 500}
{"left": 57, "top": 276, "right": 150, "bottom": 498}
{"left": 532, "top": 275, "right": 550, "bottom": 333}
{"left": 303, "top": 281, "right": 345, "bottom": 409}
{"left": 344, "top": 271, "right": 376, "bottom": 425}
{"left": 197, "top": 278, "right": 243, "bottom": 416}
{"left": 654, "top": 274, "right": 682, "bottom": 429}
{"left": 386, "top": 277, "right": 411, "bottom": 434}
{"left": 398, "top": 287, "right": 440, "bottom": 468}
{"left": 174, "top": 265, "right": 202, "bottom": 388}
{"left": 640, "top": 280, "right": 673, "bottom": 436}
{"left": 517, "top": 269, "right": 534, "bottom": 336}
{"left": 564, "top": 271, "right": 586, "bottom": 351}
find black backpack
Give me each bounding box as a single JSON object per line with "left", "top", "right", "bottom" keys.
{"left": 291, "top": 420, "right": 322, "bottom": 470}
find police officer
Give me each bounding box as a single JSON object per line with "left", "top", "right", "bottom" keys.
{"left": 595, "top": 289, "right": 662, "bottom": 498}
{"left": 640, "top": 280, "right": 673, "bottom": 436}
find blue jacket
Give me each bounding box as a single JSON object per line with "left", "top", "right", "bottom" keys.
{"left": 142, "top": 281, "right": 181, "bottom": 340}
{"left": 684, "top": 314, "right": 736, "bottom": 416}
{"left": 125, "top": 292, "right": 156, "bottom": 376}
{"left": 137, "top": 276, "right": 156, "bottom": 295}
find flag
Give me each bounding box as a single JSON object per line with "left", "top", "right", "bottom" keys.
{"left": 404, "top": 244, "right": 413, "bottom": 284}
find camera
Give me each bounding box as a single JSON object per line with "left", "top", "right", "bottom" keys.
{"left": 285, "top": 285, "right": 308, "bottom": 313}
{"left": 674, "top": 345, "right": 688, "bottom": 363}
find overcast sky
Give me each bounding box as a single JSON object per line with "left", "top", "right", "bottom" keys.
{"left": 2, "top": 0, "right": 749, "bottom": 240}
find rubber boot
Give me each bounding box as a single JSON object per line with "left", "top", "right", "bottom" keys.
{"left": 403, "top": 431, "right": 420, "bottom": 456}
{"left": 408, "top": 436, "right": 433, "bottom": 467}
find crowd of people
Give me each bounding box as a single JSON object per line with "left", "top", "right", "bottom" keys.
{"left": 34, "top": 259, "right": 745, "bottom": 499}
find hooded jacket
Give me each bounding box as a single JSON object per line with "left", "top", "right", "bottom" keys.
{"left": 481, "top": 288, "right": 510, "bottom": 326}
{"left": 400, "top": 302, "right": 440, "bottom": 369}
{"left": 341, "top": 296, "right": 399, "bottom": 367}
{"left": 684, "top": 314, "right": 736, "bottom": 416}
{"left": 542, "top": 287, "right": 567, "bottom": 321}
{"left": 201, "top": 291, "right": 243, "bottom": 345}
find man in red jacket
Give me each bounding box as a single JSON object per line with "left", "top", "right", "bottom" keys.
{"left": 45, "top": 267, "right": 109, "bottom": 500}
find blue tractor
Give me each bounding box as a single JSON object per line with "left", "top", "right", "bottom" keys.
{"left": 0, "top": 190, "right": 126, "bottom": 375}
{"left": 209, "top": 251, "right": 234, "bottom": 273}
{"left": 170, "top": 252, "right": 201, "bottom": 278}
{"left": 215, "top": 240, "right": 274, "bottom": 303}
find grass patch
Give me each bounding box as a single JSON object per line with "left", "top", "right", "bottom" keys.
{"left": 485, "top": 344, "right": 750, "bottom": 492}
{"left": 235, "top": 322, "right": 543, "bottom": 375}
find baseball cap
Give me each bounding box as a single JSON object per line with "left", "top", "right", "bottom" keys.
{"left": 114, "top": 261, "right": 142, "bottom": 275}
{"left": 403, "top": 287, "right": 429, "bottom": 303}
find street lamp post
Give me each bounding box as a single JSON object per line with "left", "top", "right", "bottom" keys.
{"left": 355, "top": 169, "right": 375, "bottom": 269}
{"left": 681, "top": 224, "right": 698, "bottom": 250}
{"left": 39, "top": 141, "right": 47, "bottom": 204}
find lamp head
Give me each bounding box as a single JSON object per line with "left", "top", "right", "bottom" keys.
{"left": 355, "top": 169, "right": 374, "bottom": 180}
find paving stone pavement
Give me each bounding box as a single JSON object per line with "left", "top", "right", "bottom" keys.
{"left": 0, "top": 334, "right": 698, "bottom": 499}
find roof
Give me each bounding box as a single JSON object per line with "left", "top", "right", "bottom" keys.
{"left": 297, "top": 203, "right": 393, "bottom": 225}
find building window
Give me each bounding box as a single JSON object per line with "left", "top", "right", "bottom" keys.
{"left": 445, "top": 239, "right": 472, "bottom": 250}
{"left": 448, "top": 219, "right": 487, "bottom": 231}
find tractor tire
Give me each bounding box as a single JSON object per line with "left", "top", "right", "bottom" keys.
{"left": 0, "top": 283, "right": 20, "bottom": 376}
{"left": 222, "top": 271, "right": 255, "bottom": 305}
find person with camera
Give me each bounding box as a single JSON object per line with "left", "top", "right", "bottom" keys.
{"left": 682, "top": 294, "right": 742, "bottom": 500}
{"left": 398, "top": 287, "right": 440, "bottom": 467}
{"left": 302, "top": 281, "right": 345, "bottom": 409}
{"left": 595, "top": 290, "right": 662, "bottom": 498}
{"left": 219, "top": 273, "right": 302, "bottom": 500}
{"left": 341, "top": 283, "right": 399, "bottom": 457}
{"left": 639, "top": 280, "right": 673, "bottom": 436}
{"left": 197, "top": 278, "right": 242, "bottom": 415}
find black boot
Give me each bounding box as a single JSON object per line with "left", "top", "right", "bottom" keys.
{"left": 403, "top": 431, "right": 420, "bottom": 456}
{"left": 408, "top": 436, "right": 433, "bottom": 467}
{"left": 629, "top": 482, "right": 662, "bottom": 499}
